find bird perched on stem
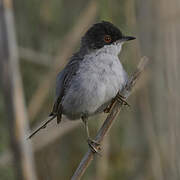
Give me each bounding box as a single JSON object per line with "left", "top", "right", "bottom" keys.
{"left": 28, "top": 21, "right": 135, "bottom": 152}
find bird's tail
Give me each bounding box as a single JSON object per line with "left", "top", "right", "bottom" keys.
{"left": 27, "top": 114, "right": 57, "bottom": 139}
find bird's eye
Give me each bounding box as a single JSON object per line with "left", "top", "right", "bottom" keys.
{"left": 104, "top": 35, "right": 112, "bottom": 43}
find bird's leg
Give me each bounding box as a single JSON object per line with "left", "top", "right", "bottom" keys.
{"left": 116, "top": 92, "right": 130, "bottom": 107}
{"left": 82, "top": 117, "right": 101, "bottom": 154}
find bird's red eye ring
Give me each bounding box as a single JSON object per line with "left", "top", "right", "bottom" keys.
{"left": 104, "top": 35, "right": 112, "bottom": 43}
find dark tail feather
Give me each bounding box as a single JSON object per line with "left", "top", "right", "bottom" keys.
{"left": 27, "top": 114, "right": 56, "bottom": 139}
{"left": 57, "top": 113, "right": 62, "bottom": 124}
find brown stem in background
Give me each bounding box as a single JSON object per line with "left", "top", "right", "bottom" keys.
{"left": 71, "top": 56, "right": 149, "bottom": 180}
{"left": 0, "top": 119, "right": 81, "bottom": 166}
{"left": 0, "top": 0, "right": 37, "bottom": 179}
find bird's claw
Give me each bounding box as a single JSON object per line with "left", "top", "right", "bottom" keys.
{"left": 116, "top": 93, "right": 130, "bottom": 107}
{"left": 104, "top": 106, "right": 111, "bottom": 113}
{"left": 87, "top": 139, "right": 101, "bottom": 155}
{"left": 104, "top": 93, "right": 130, "bottom": 113}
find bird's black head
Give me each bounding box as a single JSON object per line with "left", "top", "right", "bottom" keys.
{"left": 81, "top": 21, "right": 135, "bottom": 50}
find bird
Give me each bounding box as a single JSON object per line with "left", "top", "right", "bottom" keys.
{"left": 28, "top": 21, "right": 135, "bottom": 152}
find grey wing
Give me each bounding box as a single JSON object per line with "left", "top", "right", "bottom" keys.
{"left": 50, "top": 55, "right": 81, "bottom": 118}
{"left": 56, "top": 69, "right": 66, "bottom": 99}
{"left": 49, "top": 69, "right": 66, "bottom": 119}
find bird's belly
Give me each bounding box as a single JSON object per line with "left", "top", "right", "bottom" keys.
{"left": 61, "top": 73, "right": 121, "bottom": 120}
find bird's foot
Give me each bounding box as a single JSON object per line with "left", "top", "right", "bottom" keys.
{"left": 104, "top": 93, "right": 130, "bottom": 113}
{"left": 87, "top": 138, "right": 101, "bottom": 154}
{"left": 116, "top": 93, "right": 130, "bottom": 107}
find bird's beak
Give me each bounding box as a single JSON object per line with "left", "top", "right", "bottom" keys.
{"left": 115, "top": 36, "right": 136, "bottom": 44}
{"left": 121, "top": 36, "right": 136, "bottom": 42}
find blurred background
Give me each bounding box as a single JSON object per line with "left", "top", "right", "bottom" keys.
{"left": 0, "top": 0, "right": 180, "bottom": 179}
